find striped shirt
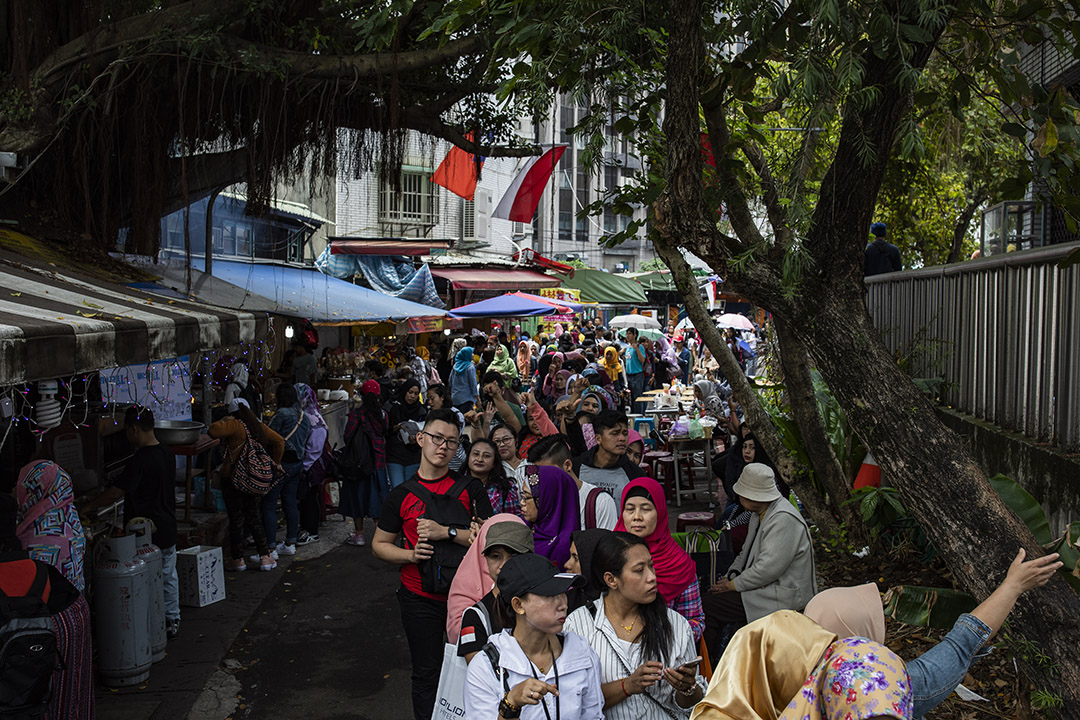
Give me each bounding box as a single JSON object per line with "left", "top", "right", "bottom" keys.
{"left": 564, "top": 596, "right": 705, "bottom": 720}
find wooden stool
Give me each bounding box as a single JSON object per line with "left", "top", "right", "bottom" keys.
{"left": 657, "top": 455, "right": 676, "bottom": 499}
{"left": 676, "top": 511, "right": 717, "bottom": 533}
{"left": 644, "top": 450, "right": 671, "bottom": 478}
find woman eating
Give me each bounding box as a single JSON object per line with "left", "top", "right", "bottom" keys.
{"left": 463, "top": 552, "right": 603, "bottom": 720}
{"left": 521, "top": 465, "right": 582, "bottom": 570}
{"left": 466, "top": 438, "right": 523, "bottom": 519}
{"left": 386, "top": 379, "right": 426, "bottom": 488}
{"left": 615, "top": 478, "right": 704, "bottom": 641}
{"left": 564, "top": 532, "right": 704, "bottom": 719}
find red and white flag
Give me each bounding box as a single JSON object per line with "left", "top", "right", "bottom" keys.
{"left": 459, "top": 625, "right": 477, "bottom": 645}
{"left": 492, "top": 145, "right": 568, "bottom": 222}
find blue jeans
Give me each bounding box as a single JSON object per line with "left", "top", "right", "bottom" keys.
{"left": 907, "top": 613, "right": 992, "bottom": 718}
{"left": 160, "top": 545, "right": 179, "bottom": 621}
{"left": 262, "top": 461, "right": 303, "bottom": 546}
{"left": 387, "top": 463, "right": 420, "bottom": 490}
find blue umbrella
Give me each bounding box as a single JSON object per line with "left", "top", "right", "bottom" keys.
{"left": 737, "top": 338, "right": 756, "bottom": 358}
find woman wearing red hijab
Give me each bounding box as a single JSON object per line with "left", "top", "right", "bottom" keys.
{"left": 615, "top": 477, "right": 704, "bottom": 641}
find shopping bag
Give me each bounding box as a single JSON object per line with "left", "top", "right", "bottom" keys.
{"left": 432, "top": 603, "right": 491, "bottom": 720}
{"left": 673, "top": 527, "right": 734, "bottom": 591}
{"left": 432, "top": 643, "right": 469, "bottom": 720}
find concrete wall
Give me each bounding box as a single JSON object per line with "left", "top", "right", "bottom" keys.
{"left": 937, "top": 406, "right": 1080, "bottom": 534}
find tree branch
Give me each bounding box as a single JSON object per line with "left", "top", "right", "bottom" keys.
{"left": 741, "top": 141, "right": 792, "bottom": 247}
{"left": 701, "top": 97, "right": 768, "bottom": 248}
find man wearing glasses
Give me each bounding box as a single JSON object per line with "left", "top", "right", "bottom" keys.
{"left": 372, "top": 408, "right": 494, "bottom": 720}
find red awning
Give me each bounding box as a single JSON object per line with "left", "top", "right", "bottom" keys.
{"left": 330, "top": 238, "right": 454, "bottom": 256}
{"left": 430, "top": 268, "right": 560, "bottom": 290}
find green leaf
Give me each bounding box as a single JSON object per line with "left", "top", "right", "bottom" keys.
{"left": 1033, "top": 117, "right": 1059, "bottom": 157}
{"left": 1057, "top": 246, "right": 1080, "bottom": 269}
{"left": 1015, "top": 0, "right": 1044, "bottom": 19}
{"left": 1002, "top": 122, "right": 1028, "bottom": 138}
{"left": 882, "top": 585, "right": 978, "bottom": 629}
{"left": 989, "top": 474, "right": 1053, "bottom": 544}
{"left": 899, "top": 24, "right": 933, "bottom": 43}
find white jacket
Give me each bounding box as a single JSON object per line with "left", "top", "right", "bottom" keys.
{"left": 464, "top": 630, "right": 604, "bottom": 720}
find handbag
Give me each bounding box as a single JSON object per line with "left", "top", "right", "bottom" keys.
{"left": 432, "top": 602, "right": 491, "bottom": 720}
{"left": 673, "top": 526, "right": 734, "bottom": 591}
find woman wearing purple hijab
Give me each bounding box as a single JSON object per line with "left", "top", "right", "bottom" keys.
{"left": 520, "top": 465, "right": 581, "bottom": 570}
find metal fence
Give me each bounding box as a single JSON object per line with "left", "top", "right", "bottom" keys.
{"left": 865, "top": 243, "right": 1080, "bottom": 453}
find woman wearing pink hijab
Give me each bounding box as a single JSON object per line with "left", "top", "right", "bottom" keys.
{"left": 445, "top": 514, "right": 531, "bottom": 644}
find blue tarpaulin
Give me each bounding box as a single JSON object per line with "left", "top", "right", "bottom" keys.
{"left": 314, "top": 249, "right": 443, "bottom": 308}
{"left": 449, "top": 293, "right": 561, "bottom": 318}
{"left": 193, "top": 259, "right": 446, "bottom": 324}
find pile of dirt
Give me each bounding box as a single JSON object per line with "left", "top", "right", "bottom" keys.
{"left": 815, "top": 532, "right": 1050, "bottom": 720}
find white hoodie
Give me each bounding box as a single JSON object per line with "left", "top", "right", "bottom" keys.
{"left": 464, "top": 629, "right": 604, "bottom": 720}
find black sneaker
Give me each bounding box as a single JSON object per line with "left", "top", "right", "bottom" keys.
{"left": 295, "top": 532, "right": 320, "bottom": 546}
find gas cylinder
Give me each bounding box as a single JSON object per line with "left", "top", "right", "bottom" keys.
{"left": 129, "top": 521, "right": 166, "bottom": 663}
{"left": 94, "top": 533, "right": 152, "bottom": 686}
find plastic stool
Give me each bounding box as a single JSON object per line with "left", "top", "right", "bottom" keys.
{"left": 644, "top": 450, "right": 671, "bottom": 478}
{"left": 676, "top": 511, "right": 716, "bottom": 533}
{"left": 634, "top": 417, "right": 656, "bottom": 437}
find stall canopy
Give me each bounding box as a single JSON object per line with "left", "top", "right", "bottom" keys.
{"left": 449, "top": 293, "right": 571, "bottom": 318}
{"left": 0, "top": 258, "right": 265, "bottom": 385}
{"left": 431, "top": 267, "right": 560, "bottom": 291}
{"left": 556, "top": 268, "right": 647, "bottom": 305}
{"left": 627, "top": 271, "right": 677, "bottom": 292}
{"left": 510, "top": 291, "right": 586, "bottom": 312}
{"left": 129, "top": 259, "right": 282, "bottom": 315}
{"left": 192, "top": 259, "right": 446, "bottom": 325}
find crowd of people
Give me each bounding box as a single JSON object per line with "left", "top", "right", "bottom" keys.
{"left": 331, "top": 316, "right": 1063, "bottom": 720}
{"left": 0, "top": 312, "right": 1063, "bottom": 720}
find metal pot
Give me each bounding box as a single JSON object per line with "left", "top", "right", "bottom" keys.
{"left": 154, "top": 420, "right": 204, "bottom": 445}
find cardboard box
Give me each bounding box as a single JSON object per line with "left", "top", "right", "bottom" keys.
{"left": 177, "top": 545, "right": 226, "bottom": 607}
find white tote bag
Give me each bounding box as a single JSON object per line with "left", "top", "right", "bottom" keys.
{"left": 432, "top": 603, "right": 491, "bottom": 720}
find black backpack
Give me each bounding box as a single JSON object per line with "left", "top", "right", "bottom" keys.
{"left": 404, "top": 478, "right": 473, "bottom": 595}
{"left": 336, "top": 415, "right": 374, "bottom": 482}
{"left": 228, "top": 381, "right": 262, "bottom": 416}
{"left": 0, "top": 554, "right": 78, "bottom": 720}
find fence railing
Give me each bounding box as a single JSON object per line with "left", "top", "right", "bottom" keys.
{"left": 865, "top": 243, "right": 1080, "bottom": 453}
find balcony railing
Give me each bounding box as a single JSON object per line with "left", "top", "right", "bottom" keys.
{"left": 865, "top": 243, "right": 1080, "bottom": 453}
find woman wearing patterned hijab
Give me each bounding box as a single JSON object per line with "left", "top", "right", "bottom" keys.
{"left": 520, "top": 465, "right": 581, "bottom": 570}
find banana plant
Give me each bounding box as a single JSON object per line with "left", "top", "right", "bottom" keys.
{"left": 882, "top": 585, "right": 978, "bottom": 630}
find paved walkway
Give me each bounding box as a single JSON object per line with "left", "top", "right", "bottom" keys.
{"left": 96, "top": 517, "right": 357, "bottom": 720}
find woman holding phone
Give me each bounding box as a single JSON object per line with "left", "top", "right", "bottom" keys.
{"left": 564, "top": 532, "right": 704, "bottom": 719}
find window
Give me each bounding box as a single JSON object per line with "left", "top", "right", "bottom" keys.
{"left": 462, "top": 199, "right": 476, "bottom": 241}
{"left": 604, "top": 206, "right": 617, "bottom": 233}
{"left": 559, "top": 188, "right": 574, "bottom": 242}
{"left": 379, "top": 170, "right": 439, "bottom": 226}
{"left": 604, "top": 166, "right": 619, "bottom": 194}
{"left": 576, "top": 155, "right": 589, "bottom": 241}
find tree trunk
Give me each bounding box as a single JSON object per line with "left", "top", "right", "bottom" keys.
{"left": 793, "top": 284, "right": 1080, "bottom": 714}
{"left": 652, "top": 232, "right": 838, "bottom": 534}
{"left": 945, "top": 195, "right": 984, "bottom": 264}
{"left": 773, "top": 317, "right": 867, "bottom": 545}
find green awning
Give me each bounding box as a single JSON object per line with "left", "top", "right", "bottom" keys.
{"left": 557, "top": 268, "right": 648, "bottom": 305}
{"left": 627, "top": 271, "right": 677, "bottom": 292}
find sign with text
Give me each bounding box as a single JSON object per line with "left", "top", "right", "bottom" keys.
{"left": 99, "top": 357, "right": 192, "bottom": 421}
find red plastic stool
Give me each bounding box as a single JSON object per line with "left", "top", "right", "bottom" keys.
{"left": 676, "top": 511, "right": 717, "bottom": 533}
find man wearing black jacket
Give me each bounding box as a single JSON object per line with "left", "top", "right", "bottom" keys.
{"left": 864, "top": 222, "right": 902, "bottom": 276}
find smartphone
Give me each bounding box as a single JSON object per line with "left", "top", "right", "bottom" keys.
{"left": 678, "top": 656, "right": 703, "bottom": 670}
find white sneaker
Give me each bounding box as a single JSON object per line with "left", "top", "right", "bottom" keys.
{"left": 276, "top": 542, "right": 297, "bottom": 556}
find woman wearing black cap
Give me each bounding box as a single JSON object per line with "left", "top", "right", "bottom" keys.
{"left": 464, "top": 553, "right": 604, "bottom": 720}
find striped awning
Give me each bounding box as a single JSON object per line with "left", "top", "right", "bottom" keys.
{"left": 0, "top": 259, "right": 265, "bottom": 385}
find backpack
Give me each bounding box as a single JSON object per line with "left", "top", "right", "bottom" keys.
{"left": 336, "top": 416, "right": 374, "bottom": 482}
{"left": 583, "top": 486, "right": 604, "bottom": 530}
{"left": 0, "top": 555, "right": 78, "bottom": 720}
{"left": 404, "top": 478, "right": 473, "bottom": 595}
{"left": 232, "top": 435, "right": 278, "bottom": 495}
